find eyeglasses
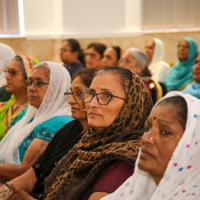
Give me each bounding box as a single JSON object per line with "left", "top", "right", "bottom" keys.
{"left": 25, "top": 79, "right": 49, "bottom": 87}
{"left": 84, "top": 53, "right": 97, "bottom": 59}
{"left": 59, "top": 48, "right": 72, "bottom": 53}
{"left": 82, "top": 90, "right": 126, "bottom": 105}
{"left": 118, "top": 59, "right": 131, "bottom": 66}
{"left": 4, "top": 68, "right": 24, "bottom": 77}
{"left": 64, "top": 91, "right": 83, "bottom": 101}
{"left": 178, "top": 45, "right": 189, "bottom": 49}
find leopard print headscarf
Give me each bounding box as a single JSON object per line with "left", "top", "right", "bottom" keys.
{"left": 44, "top": 71, "right": 153, "bottom": 200}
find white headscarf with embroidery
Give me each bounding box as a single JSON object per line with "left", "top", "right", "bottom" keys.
{"left": 101, "top": 91, "right": 200, "bottom": 200}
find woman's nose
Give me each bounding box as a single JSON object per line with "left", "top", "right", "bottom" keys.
{"left": 68, "top": 95, "right": 76, "bottom": 104}
{"left": 89, "top": 95, "right": 99, "bottom": 108}
{"left": 141, "top": 128, "right": 156, "bottom": 145}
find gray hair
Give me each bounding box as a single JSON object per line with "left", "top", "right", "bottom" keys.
{"left": 126, "top": 48, "right": 151, "bottom": 77}
{"left": 32, "top": 62, "right": 50, "bottom": 78}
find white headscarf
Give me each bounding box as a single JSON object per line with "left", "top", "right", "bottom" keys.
{"left": 149, "top": 38, "right": 170, "bottom": 83}
{"left": 0, "top": 43, "right": 15, "bottom": 88}
{"left": 101, "top": 91, "right": 200, "bottom": 200}
{"left": 0, "top": 61, "right": 71, "bottom": 164}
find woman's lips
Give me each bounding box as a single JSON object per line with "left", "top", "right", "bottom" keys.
{"left": 6, "top": 83, "right": 12, "bottom": 86}
{"left": 140, "top": 149, "right": 155, "bottom": 159}
{"left": 89, "top": 112, "right": 101, "bottom": 117}
{"left": 28, "top": 95, "right": 37, "bottom": 100}
{"left": 71, "top": 107, "right": 79, "bottom": 111}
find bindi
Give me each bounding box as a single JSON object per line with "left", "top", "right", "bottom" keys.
{"left": 153, "top": 117, "right": 156, "bottom": 120}
{"left": 97, "top": 87, "right": 99, "bottom": 89}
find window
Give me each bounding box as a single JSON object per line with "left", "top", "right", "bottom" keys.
{"left": 142, "top": 0, "right": 200, "bottom": 31}
{"left": 0, "top": 0, "right": 24, "bottom": 37}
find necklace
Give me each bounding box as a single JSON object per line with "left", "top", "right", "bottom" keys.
{"left": 11, "top": 100, "right": 27, "bottom": 115}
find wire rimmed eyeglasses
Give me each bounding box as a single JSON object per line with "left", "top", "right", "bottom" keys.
{"left": 81, "top": 90, "right": 126, "bottom": 105}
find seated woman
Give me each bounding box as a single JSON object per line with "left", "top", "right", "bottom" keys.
{"left": 165, "top": 37, "right": 198, "bottom": 91}
{"left": 119, "top": 48, "right": 166, "bottom": 104}
{"left": 182, "top": 52, "right": 200, "bottom": 98}
{"left": 0, "top": 61, "right": 73, "bottom": 183}
{"left": 144, "top": 38, "right": 170, "bottom": 83}
{"left": 0, "top": 55, "right": 39, "bottom": 140}
{"left": 35, "top": 67, "right": 153, "bottom": 200}
{"left": 101, "top": 91, "right": 200, "bottom": 200}
{"left": 102, "top": 46, "right": 123, "bottom": 67}
{"left": 59, "top": 39, "right": 85, "bottom": 78}
{"left": 0, "top": 43, "right": 15, "bottom": 101}
{"left": 1, "top": 68, "right": 97, "bottom": 200}
{"left": 85, "top": 43, "right": 107, "bottom": 68}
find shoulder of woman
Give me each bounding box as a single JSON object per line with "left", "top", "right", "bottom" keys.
{"left": 33, "top": 115, "right": 74, "bottom": 138}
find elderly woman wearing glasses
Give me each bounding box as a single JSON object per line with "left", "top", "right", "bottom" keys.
{"left": 0, "top": 62, "right": 73, "bottom": 184}
{"left": 35, "top": 67, "right": 153, "bottom": 200}
{"left": 119, "top": 48, "right": 167, "bottom": 105}
{"left": 165, "top": 37, "right": 198, "bottom": 91}
{"left": 0, "top": 68, "right": 96, "bottom": 200}
{"left": 0, "top": 55, "right": 39, "bottom": 141}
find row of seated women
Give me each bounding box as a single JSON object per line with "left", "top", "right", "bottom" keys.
{"left": 0, "top": 57, "right": 198, "bottom": 200}
{"left": 0, "top": 36, "right": 198, "bottom": 105}
{"left": 59, "top": 36, "right": 199, "bottom": 101}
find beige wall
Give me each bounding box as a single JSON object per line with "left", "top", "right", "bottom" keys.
{"left": 0, "top": 31, "right": 199, "bottom": 65}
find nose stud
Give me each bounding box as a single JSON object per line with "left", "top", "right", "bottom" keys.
{"left": 150, "top": 138, "right": 153, "bottom": 141}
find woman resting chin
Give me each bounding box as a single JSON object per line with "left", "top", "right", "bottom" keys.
{"left": 101, "top": 91, "right": 200, "bottom": 200}
{"left": 0, "top": 62, "right": 72, "bottom": 184}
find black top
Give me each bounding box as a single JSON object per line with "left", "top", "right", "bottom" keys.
{"left": 31, "top": 120, "right": 83, "bottom": 199}
{"left": 0, "top": 86, "right": 12, "bottom": 102}
{"left": 65, "top": 62, "right": 85, "bottom": 78}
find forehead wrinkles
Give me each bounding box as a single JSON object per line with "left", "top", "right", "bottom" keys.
{"left": 152, "top": 104, "right": 179, "bottom": 125}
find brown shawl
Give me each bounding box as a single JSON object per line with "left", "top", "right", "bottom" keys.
{"left": 44, "top": 71, "right": 153, "bottom": 200}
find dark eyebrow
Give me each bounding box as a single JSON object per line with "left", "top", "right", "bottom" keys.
{"left": 73, "top": 87, "right": 82, "bottom": 90}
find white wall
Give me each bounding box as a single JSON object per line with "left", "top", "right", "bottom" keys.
{"left": 23, "top": 0, "right": 142, "bottom": 39}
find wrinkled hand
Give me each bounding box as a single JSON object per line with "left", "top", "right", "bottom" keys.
{"left": 7, "top": 183, "right": 34, "bottom": 200}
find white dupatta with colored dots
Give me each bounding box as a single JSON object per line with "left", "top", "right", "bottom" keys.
{"left": 101, "top": 91, "right": 200, "bottom": 200}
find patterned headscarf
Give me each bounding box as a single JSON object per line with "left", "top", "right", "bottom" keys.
{"left": 16, "top": 55, "right": 39, "bottom": 80}
{"left": 44, "top": 70, "right": 153, "bottom": 200}
{"left": 101, "top": 91, "right": 200, "bottom": 200}
{"left": 0, "top": 55, "right": 39, "bottom": 141}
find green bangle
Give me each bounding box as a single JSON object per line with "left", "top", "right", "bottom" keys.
{"left": 5, "top": 183, "right": 11, "bottom": 191}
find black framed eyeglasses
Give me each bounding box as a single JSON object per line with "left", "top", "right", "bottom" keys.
{"left": 4, "top": 68, "right": 24, "bottom": 77}
{"left": 64, "top": 91, "right": 83, "bottom": 101}
{"left": 82, "top": 90, "right": 126, "bottom": 105}
{"left": 25, "top": 79, "right": 49, "bottom": 87}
